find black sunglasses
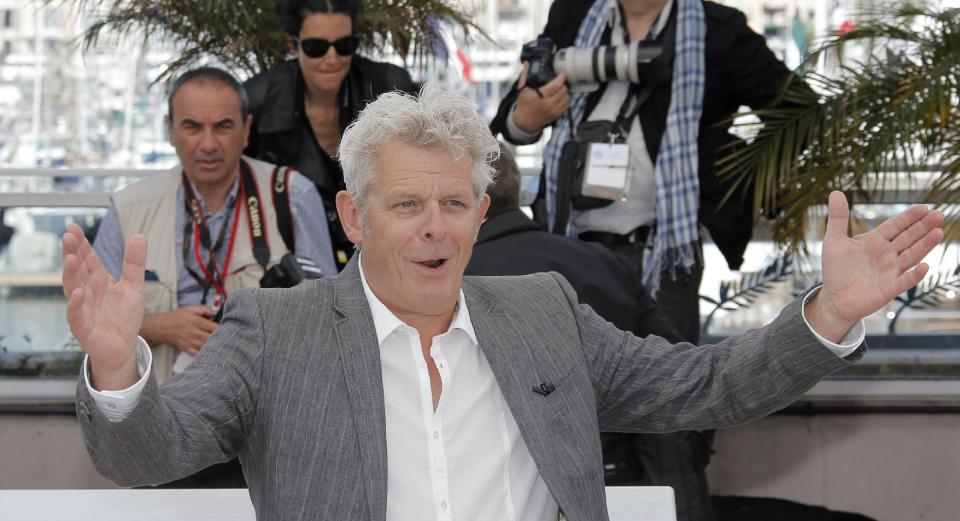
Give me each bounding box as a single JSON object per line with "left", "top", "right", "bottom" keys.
{"left": 295, "top": 35, "right": 360, "bottom": 58}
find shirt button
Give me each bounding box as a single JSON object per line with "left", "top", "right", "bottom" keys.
{"left": 441, "top": 501, "right": 448, "bottom": 509}
{"left": 433, "top": 430, "right": 440, "bottom": 439}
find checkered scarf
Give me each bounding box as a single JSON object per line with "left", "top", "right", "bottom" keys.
{"left": 542, "top": 0, "right": 705, "bottom": 296}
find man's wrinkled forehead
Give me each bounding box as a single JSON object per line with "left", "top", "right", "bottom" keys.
{"left": 367, "top": 143, "right": 480, "bottom": 197}
{"left": 168, "top": 78, "right": 245, "bottom": 121}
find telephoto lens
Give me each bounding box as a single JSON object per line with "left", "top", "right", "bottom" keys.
{"left": 554, "top": 40, "right": 663, "bottom": 89}
{"left": 519, "top": 37, "right": 665, "bottom": 91}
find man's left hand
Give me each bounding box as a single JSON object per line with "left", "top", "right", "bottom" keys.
{"left": 808, "top": 191, "right": 944, "bottom": 342}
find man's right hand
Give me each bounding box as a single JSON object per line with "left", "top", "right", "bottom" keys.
{"left": 141, "top": 306, "right": 219, "bottom": 357}
{"left": 512, "top": 63, "right": 571, "bottom": 135}
{"left": 62, "top": 223, "right": 145, "bottom": 391}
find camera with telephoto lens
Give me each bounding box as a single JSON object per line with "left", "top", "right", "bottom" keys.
{"left": 520, "top": 36, "right": 664, "bottom": 93}
{"left": 259, "top": 253, "right": 325, "bottom": 289}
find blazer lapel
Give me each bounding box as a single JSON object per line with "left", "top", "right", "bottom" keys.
{"left": 463, "top": 277, "right": 578, "bottom": 514}
{"left": 333, "top": 258, "right": 388, "bottom": 521}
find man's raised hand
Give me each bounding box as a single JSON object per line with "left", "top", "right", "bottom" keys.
{"left": 808, "top": 191, "right": 945, "bottom": 342}
{"left": 62, "top": 223, "right": 146, "bottom": 390}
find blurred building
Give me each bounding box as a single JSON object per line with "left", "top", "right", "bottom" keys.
{"left": 0, "top": 1, "right": 174, "bottom": 170}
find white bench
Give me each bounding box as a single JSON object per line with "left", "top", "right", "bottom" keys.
{"left": 0, "top": 486, "right": 676, "bottom": 521}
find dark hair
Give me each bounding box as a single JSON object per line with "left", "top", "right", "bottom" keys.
{"left": 486, "top": 143, "right": 521, "bottom": 218}
{"left": 281, "top": 0, "right": 361, "bottom": 36}
{"left": 167, "top": 67, "right": 249, "bottom": 119}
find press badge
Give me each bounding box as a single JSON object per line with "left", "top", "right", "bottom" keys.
{"left": 582, "top": 142, "right": 630, "bottom": 201}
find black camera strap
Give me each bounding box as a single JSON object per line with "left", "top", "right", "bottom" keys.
{"left": 238, "top": 159, "right": 272, "bottom": 271}
{"left": 613, "top": 84, "right": 645, "bottom": 140}
{"left": 270, "top": 166, "right": 297, "bottom": 253}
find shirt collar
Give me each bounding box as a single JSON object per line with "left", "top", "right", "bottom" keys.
{"left": 609, "top": 0, "right": 674, "bottom": 41}
{"left": 358, "top": 253, "right": 478, "bottom": 347}
{"left": 182, "top": 173, "right": 241, "bottom": 217}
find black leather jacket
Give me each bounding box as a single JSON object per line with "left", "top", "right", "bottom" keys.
{"left": 244, "top": 57, "right": 418, "bottom": 267}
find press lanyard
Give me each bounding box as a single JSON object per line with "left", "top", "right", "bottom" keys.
{"left": 182, "top": 175, "right": 242, "bottom": 308}
{"left": 181, "top": 160, "right": 272, "bottom": 308}
{"left": 181, "top": 161, "right": 274, "bottom": 309}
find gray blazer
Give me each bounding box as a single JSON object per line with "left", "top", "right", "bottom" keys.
{"left": 76, "top": 258, "right": 862, "bottom": 520}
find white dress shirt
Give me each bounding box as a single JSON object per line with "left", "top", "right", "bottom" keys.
{"left": 358, "top": 261, "right": 558, "bottom": 521}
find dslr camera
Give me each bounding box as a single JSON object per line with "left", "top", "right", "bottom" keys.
{"left": 211, "top": 255, "right": 324, "bottom": 324}
{"left": 260, "top": 253, "right": 325, "bottom": 289}
{"left": 520, "top": 36, "right": 664, "bottom": 93}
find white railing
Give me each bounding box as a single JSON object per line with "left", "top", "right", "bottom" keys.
{"left": 0, "top": 167, "right": 167, "bottom": 208}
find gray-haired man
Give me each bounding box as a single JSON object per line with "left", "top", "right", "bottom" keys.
{"left": 65, "top": 85, "right": 943, "bottom": 520}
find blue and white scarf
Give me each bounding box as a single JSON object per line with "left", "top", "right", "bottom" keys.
{"left": 542, "top": 0, "right": 705, "bottom": 296}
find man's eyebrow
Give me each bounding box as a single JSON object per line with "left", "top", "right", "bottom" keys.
{"left": 384, "top": 190, "right": 421, "bottom": 201}
{"left": 179, "top": 118, "right": 201, "bottom": 126}
{"left": 214, "top": 118, "right": 236, "bottom": 127}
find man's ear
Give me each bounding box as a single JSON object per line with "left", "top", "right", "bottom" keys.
{"left": 474, "top": 194, "right": 491, "bottom": 240}
{"left": 242, "top": 114, "right": 253, "bottom": 148}
{"left": 165, "top": 115, "right": 174, "bottom": 146}
{"left": 478, "top": 193, "right": 491, "bottom": 221}
{"left": 336, "top": 190, "right": 364, "bottom": 246}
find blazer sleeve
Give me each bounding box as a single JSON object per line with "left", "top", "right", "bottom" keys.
{"left": 547, "top": 272, "right": 865, "bottom": 433}
{"left": 75, "top": 289, "right": 264, "bottom": 487}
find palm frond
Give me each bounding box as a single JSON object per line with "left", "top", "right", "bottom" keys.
{"left": 889, "top": 264, "right": 960, "bottom": 334}
{"left": 361, "top": 0, "right": 484, "bottom": 65}
{"left": 700, "top": 253, "right": 793, "bottom": 333}
{"left": 78, "top": 0, "right": 485, "bottom": 82}
{"left": 717, "top": 2, "right": 960, "bottom": 252}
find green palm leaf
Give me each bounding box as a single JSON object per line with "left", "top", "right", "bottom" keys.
{"left": 79, "top": 0, "right": 484, "bottom": 81}
{"left": 717, "top": 2, "right": 960, "bottom": 252}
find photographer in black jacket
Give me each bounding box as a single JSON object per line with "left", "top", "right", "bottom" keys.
{"left": 491, "top": 4, "right": 807, "bottom": 516}
{"left": 492, "top": 0, "right": 807, "bottom": 343}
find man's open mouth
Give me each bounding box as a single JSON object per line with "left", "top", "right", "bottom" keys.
{"left": 416, "top": 259, "right": 447, "bottom": 269}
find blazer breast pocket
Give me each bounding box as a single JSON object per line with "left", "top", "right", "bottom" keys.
{"left": 526, "top": 363, "right": 601, "bottom": 484}
{"left": 530, "top": 363, "right": 594, "bottom": 419}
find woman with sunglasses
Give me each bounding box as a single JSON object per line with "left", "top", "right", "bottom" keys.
{"left": 245, "top": 0, "right": 418, "bottom": 270}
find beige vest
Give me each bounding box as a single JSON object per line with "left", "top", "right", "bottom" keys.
{"left": 114, "top": 156, "right": 289, "bottom": 381}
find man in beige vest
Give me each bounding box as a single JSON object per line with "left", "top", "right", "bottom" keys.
{"left": 91, "top": 68, "right": 336, "bottom": 485}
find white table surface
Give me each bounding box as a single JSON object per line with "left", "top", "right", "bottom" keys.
{"left": 0, "top": 486, "right": 675, "bottom": 521}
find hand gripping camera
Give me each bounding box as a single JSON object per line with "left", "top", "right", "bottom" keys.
{"left": 520, "top": 36, "right": 666, "bottom": 93}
